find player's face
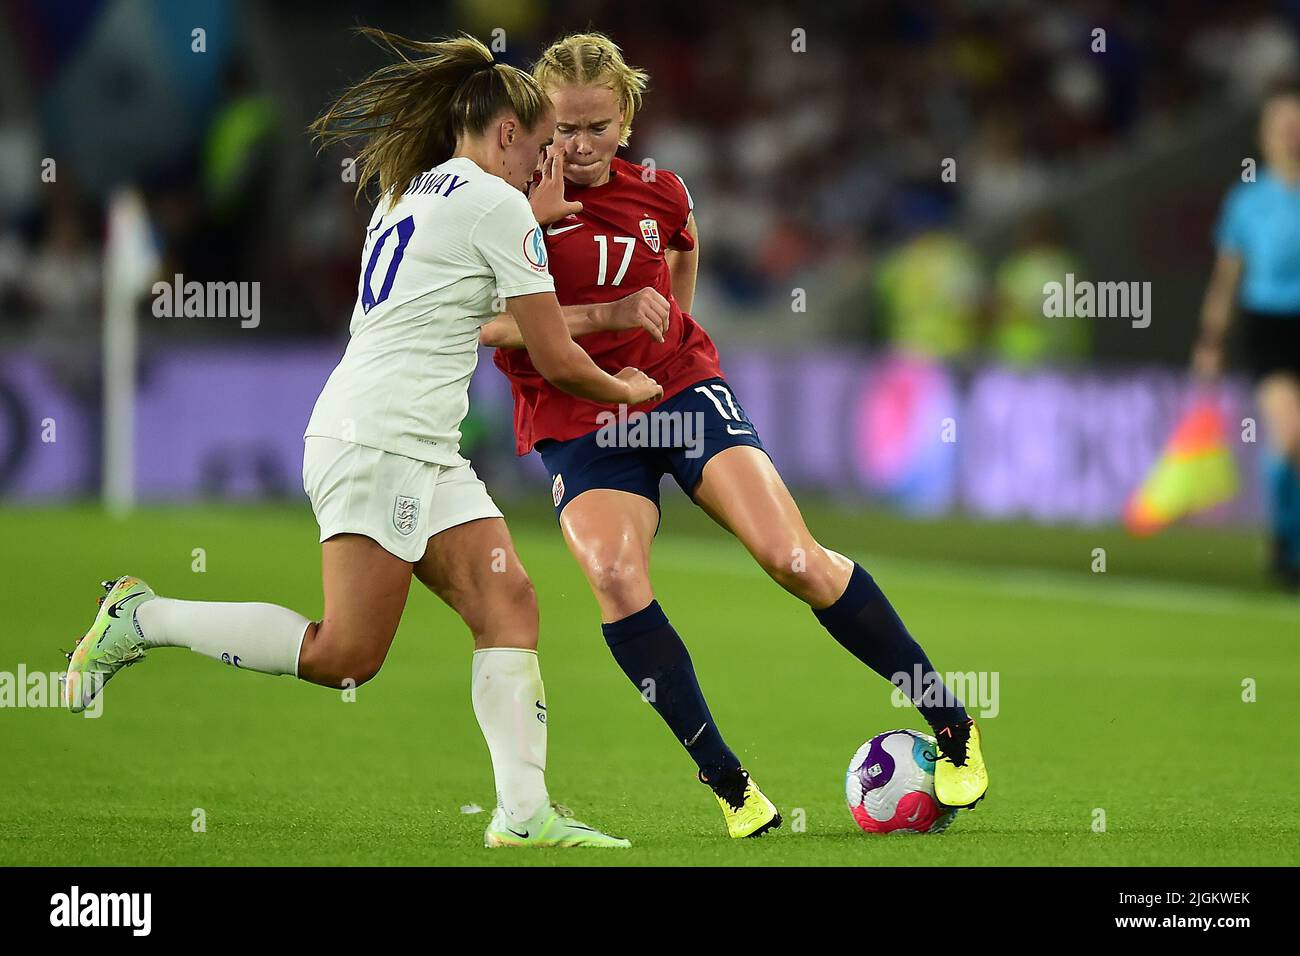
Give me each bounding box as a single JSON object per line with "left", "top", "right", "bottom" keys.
{"left": 547, "top": 83, "right": 624, "bottom": 187}
{"left": 500, "top": 107, "right": 556, "bottom": 192}
{"left": 1261, "top": 96, "right": 1300, "bottom": 165}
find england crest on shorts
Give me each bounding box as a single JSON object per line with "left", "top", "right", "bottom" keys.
{"left": 394, "top": 495, "right": 420, "bottom": 535}
{"left": 552, "top": 473, "right": 565, "bottom": 507}
{"left": 639, "top": 217, "right": 660, "bottom": 253}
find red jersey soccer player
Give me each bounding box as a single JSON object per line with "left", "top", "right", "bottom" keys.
{"left": 483, "top": 32, "right": 989, "bottom": 838}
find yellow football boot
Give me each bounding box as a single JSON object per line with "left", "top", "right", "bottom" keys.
{"left": 933, "top": 719, "right": 989, "bottom": 809}
{"left": 64, "top": 576, "right": 154, "bottom": 713}
{"left": 700, "top": 768, "right": 782, "bottom": 838}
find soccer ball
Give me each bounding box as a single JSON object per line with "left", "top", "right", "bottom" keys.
{"left": 845, "top": 729, "right": 956, "bottom": 835}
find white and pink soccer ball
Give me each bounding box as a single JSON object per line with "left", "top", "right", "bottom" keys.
{"left": 846, "top": 729, "right": 957, "bottom": 835}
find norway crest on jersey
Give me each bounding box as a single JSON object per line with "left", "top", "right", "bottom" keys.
{"left": 639, "top": 217, "right": 661, "bottom": 254}
{"left": 393, "top": 495, "right": 420, "bottom": 536}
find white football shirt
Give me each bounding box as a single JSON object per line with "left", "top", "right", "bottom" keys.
{"left": 305, "top": 156, "right": 554, "bottom": 465}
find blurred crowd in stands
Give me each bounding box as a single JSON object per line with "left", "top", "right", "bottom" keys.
{"left": 1, "top": 0, "right": 1298, "bottom": 369}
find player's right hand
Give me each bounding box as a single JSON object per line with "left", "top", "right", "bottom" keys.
{"left": 615, "top": 367, "right": 663, "bottom": 405}
{"left": 528, "top": 144, "right": 583, "bottom": 225}
{"left": 603, "top": 288, "right": 670, "bottom": 342}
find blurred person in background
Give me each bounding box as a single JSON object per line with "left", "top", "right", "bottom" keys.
{"left": 0, "top": 212, "right": 26, "bottom": 322}
{"left": 989, "top": 212, "right": 1088, "bottom": 367}
{"left": 289, "top": 157, "right": 370, "bottom": 334}
{"left": 19, "top": 193, "right": 100, "bottom": 334}
{"left": 20, "top": 191, "right": 102, "bottom": 493}
{"left": 962, "top": 111, "right": 1052, "bottom": 227}
{"left": 874, "top": 202, "right": 985, "bottom": 361}
{"left": 1194, "top": 79, "right": 1300, "bottom": 588}
{"left": 197, "top": 58, "right": 279, "bottom": 286}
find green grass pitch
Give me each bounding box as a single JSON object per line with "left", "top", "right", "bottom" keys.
{"left": 1, "top": 498, "right": 1297, "bottom": 866}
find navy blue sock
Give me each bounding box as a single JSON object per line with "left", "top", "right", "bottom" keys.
{"left": 601, "top": 601, "right": 741, "bottom": 778}
{"left": 814, "top": 563, "right": 968, "bottom": 731}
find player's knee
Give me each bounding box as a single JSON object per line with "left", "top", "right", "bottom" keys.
{"left": 586, "top": 556, "right": 651, "bottom": 612}
{"left": 462, "top": 567, "right": 538, "bottom": 640}
{"left": 329, "top": 645, "right": 387, "bottom": 687}
{"left": 301, "top": 623, "right": 390, "bottom": 688}
{"left": 498, "top": 570, "right": 538, "bottom": 625}
{"left": 343, "top": 650, "right": 386, "bottom": 687}
{"left": 517, "top": 569, "right": 539, "bottom": 606}
{"left": 754, "top": 540, "right": 808, "bottom": 587}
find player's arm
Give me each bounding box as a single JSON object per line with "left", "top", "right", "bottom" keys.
{"left": 666, "top": 214, "right": 699, "bottom": 314}
{"left": 505, "top": 291, "right": 662, "bottom": 404}
{"left": 482, "top": 302, "right": 602, "bottom": 348}
{"left": 1193, "top": 251, "right": 1242, "bottom": 378}
{"left": 482, "top": 288, "right": 669, "bottom": 349}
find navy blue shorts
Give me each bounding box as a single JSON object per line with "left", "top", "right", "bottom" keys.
{"left": 536, "top": 377, "right": 768, "bottom": 518}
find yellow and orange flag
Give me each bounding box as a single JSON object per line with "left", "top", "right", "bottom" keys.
{"left": 1125, "top": 400, "right": 1238, "bottom": 536}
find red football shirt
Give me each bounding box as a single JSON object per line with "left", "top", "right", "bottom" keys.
{"left": 493, "top": 157, "right": 725, "bottom": 454}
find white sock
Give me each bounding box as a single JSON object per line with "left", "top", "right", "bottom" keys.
{"left": 471, "top": 647, "right": 549, "bottom": 823}
{"left": 135, "top": 598, "right": 309, "bottom": 677}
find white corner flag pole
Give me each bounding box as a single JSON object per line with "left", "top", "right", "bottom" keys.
{"left": 102, "top": 188, "right": 158, "bottom": 518}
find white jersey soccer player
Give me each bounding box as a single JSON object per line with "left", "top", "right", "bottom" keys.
{"left": 62, "top": 32, "right": 661, "bottom": 850}
{"left": 302, "top": 156, "right": 555, "bottom": 558}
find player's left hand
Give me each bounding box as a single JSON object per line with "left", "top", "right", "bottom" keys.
{"left": 601, "top": 288, "right": 670, "bottom": 342}
{"left": 528, "top": 145, "right": 583, "bottom": 225}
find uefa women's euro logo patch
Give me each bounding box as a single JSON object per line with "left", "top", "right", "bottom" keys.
{"left": 393, "top": 495, "right": 420, "bottom": 535}
{"left": 639, "top": 218, "right": 660, "bottom": 253}
{"left": 523, "top": 225, "right": 548, "bottom": 273}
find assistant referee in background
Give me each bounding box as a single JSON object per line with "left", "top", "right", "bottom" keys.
{"left": 1196, "top": 79, "right": 1300, "bottom": 589}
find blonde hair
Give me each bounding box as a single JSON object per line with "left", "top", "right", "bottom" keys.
{"left": 532, "top": 32, "right": 649, "bottom": 146}
{"left": 311, "top": 29, "right": 551, "bottom": 200}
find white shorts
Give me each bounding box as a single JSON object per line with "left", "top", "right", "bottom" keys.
{"left": 302, "top": 437, "right": 503, "bottom": 562}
